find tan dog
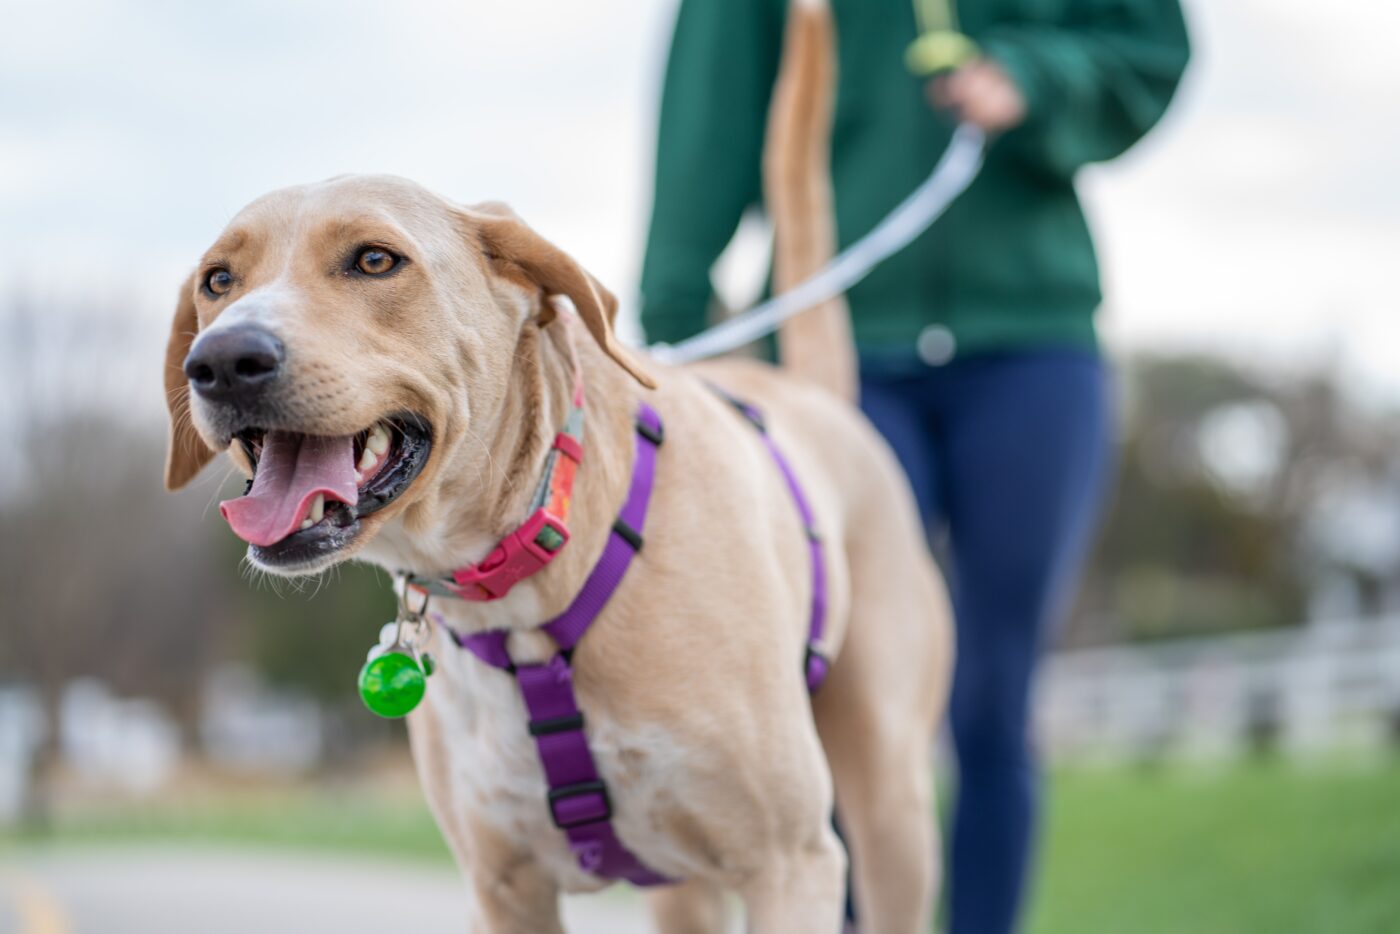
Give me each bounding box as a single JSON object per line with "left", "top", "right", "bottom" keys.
{"left": 162, "top": 2, "right": 951, "bottom": 930}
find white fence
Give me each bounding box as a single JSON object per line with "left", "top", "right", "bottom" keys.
{"left": 0, "top": 667, "right": 323, "bottom": 825}
{"left": 0, "top": 687, "right": 43, "bottom": 822}
{"left": 1037, "top": 616, "right": 1400, "bottom": 762}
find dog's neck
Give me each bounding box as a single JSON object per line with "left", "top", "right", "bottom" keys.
{"left": 363, "top": 316, "right": 641, "bottom": 640}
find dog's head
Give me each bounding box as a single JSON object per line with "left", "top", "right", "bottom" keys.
{"left": 164, "top": 175, "right": 652, "bottom": 575}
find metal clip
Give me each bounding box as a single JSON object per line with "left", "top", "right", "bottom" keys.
{"left": 390, "top": 575, "right": 432, "bottom": 653}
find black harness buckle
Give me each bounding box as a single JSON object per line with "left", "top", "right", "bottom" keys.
{"left": 528, "top": 712, "right": 585, "bottom": 737}
{"left": 805, "top": 644, "right": 830, "bottom": 692}
{"left": 636, "top": 417, "right": 665, "bottom": 447}
{"left": 547, "top": 780, "right": 612, "bottom": 830}
{"left": 612, "top": 517, "right": 644, "bottom": 551}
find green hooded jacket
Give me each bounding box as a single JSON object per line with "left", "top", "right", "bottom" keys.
{"left": 640, "top": 0, "right": 1190, "bottom": 360}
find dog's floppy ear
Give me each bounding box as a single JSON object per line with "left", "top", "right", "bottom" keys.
{"left": 163, "top": 272, "right": 217, "bottom": 490}
{"left": 468, "top": 209, "right": 656, "bottom": 389}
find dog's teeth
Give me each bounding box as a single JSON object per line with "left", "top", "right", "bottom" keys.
{"left": 354, "top": 470, "right": 364, "bottom": 484}
{"left": 310, "top": 493, "right": 325, "bottom": 523}
{"left": 300, "top": 518, "right": 313, "bottom": 530}
{"left": 358, "top": 447, "right": 378, "bottom": 471}
{"left": 367, "top": 422, "right": 391, "bottom": 456}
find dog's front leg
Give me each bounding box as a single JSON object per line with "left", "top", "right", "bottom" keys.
{"left": 464, "top": 852, "right": 565, "bottom": 934}
{"left": 647, "top": 878, "right": 730, "bottom": 934}
{"left": 738, "top": 826, "right": 848, "bottom": 934}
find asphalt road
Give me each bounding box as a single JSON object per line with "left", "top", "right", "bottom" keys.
{"left": 0, "top": 846, "right": 678, "bottom": 934}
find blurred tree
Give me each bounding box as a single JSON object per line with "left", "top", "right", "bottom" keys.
{"left": 0, "top": 412, "right": 237, "bottom": 827}
{"left": 0, "top": 294, "right": 241, "bottom": 827}
{"left": 0, "top": 293, "right": 407, "bottom": 821}
{"left": 1067, "top": 354, "right": 1400, "bottom": 647}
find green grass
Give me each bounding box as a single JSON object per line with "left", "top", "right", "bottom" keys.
{"left": 1027, "top": 760, "right": 1400, "bottom": 934}
{"left": 3, "top": 786, "right": 453, "bottom": 864}
{"left": 7, "top": 760, "right": 1400, "bottom": 932}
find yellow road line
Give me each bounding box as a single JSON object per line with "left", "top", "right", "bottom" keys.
{"left": 0, "top": 868, "right": 69, "bottom": 934}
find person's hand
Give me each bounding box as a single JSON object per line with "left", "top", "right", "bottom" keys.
{"left": 927, "top": 58, "right": 1027, "bottom": 133}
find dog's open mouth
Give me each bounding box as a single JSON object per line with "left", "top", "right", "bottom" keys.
{"left": 219, "top": 414, "right": 431, "bottom": 569}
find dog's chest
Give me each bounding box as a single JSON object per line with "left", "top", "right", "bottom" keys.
{"left": 417, "top": 643, "right": 694, "bottom": 890}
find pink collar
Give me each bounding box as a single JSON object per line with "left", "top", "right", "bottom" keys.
{"left": 407, "top": 328, "right": 586, "bottom": 603}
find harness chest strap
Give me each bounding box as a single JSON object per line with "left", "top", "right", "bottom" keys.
{"left": 439, "top": 395, "right": 829, "bottom": 887}
{"left": 717, "top": 394, "right": 830, "bottom": 690}
{"left": 448, "top": 403, "right": 669, "bottom": 886}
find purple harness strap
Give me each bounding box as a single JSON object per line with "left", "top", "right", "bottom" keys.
{"left": 719, "top": 397, "right": 831, "bottom": 692}
{"left": 446, "top": 396, "right": 828, "bottom": 886}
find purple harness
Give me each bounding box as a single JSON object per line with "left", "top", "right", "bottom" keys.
{"left": 446, "top": 397, "right": 829, "bottom": 886}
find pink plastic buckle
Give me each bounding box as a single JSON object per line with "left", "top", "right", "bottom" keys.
{"left": 450, "top": 509, "right": 571, "bottom": 601}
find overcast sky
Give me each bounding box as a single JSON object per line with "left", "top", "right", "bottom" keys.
{"left": 2, "top": 0, "right": 1397, "bottom": 407}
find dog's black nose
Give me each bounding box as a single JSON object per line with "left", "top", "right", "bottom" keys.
{"left": 184, "top": 326, "right": 286, "bottom": 403}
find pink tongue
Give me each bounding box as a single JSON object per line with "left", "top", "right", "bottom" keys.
{"left": 220, "top": 432, "right": 359, "bottom": 547}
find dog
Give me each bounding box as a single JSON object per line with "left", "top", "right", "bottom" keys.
{"left": 162, "top": 1, "right": 952, "bottom": 930}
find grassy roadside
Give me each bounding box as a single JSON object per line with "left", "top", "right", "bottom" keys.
{"left": 1028, "top": 760, "right": 1400, "bottom": 934}
{"left": 1, "top": 785, "right": 453, "bottom": 864}
{"left": 6, "top": 760, "right": 1399, "bottom": 933}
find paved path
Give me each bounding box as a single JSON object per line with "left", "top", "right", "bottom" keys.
{"left": 1, "top": 846, "right": 684, "bottom": 934}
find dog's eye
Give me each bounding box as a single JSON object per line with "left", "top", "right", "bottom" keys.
{"left": 204, "top": 268, "right": 233, "bottom": 297}
{"left": 355, "top": 248, "right": 399, "bottom": 276}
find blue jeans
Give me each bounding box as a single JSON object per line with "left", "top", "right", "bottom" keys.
{"left": 859, "top": 347, "right": 1113, "bottom": 934}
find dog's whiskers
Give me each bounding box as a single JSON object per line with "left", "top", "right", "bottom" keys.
{"left": 201, "top": 464, "right": 239, "bottom": 520}
{"left": 461, "top": 422, "right": 510, "bottom": 497}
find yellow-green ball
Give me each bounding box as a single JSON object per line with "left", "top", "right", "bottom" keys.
{"left": 358, "top": 651, "right": 426, "bottom": 718}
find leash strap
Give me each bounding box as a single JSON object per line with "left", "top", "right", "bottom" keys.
{"left": 451, "top": 403, "right": 670, "bottom": 886}
{"left": 648, "top": 123, "right": 985, "bottom": 365}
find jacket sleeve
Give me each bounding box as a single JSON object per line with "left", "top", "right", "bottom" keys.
{"left": 979, "top": 0, "right": 1191, "bottom": 179}
{"left": 639, "top": 0, "right": 784, "bottom": 345}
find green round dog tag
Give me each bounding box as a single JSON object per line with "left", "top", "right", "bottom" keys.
{"left": 358, "top": 650, "right": 426, "bottom": 718}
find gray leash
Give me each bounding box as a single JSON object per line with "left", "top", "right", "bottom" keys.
{"left": 648, "top": 123, "right": 986, "bottom": 365}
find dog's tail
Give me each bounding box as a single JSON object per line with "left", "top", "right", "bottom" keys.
{"left": 763, "top": 0, "right": 856, "bottom": 402}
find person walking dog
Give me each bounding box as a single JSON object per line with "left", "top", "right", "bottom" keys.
{"left": 640, "top": 1, "right": 1190, "bottom": 931}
